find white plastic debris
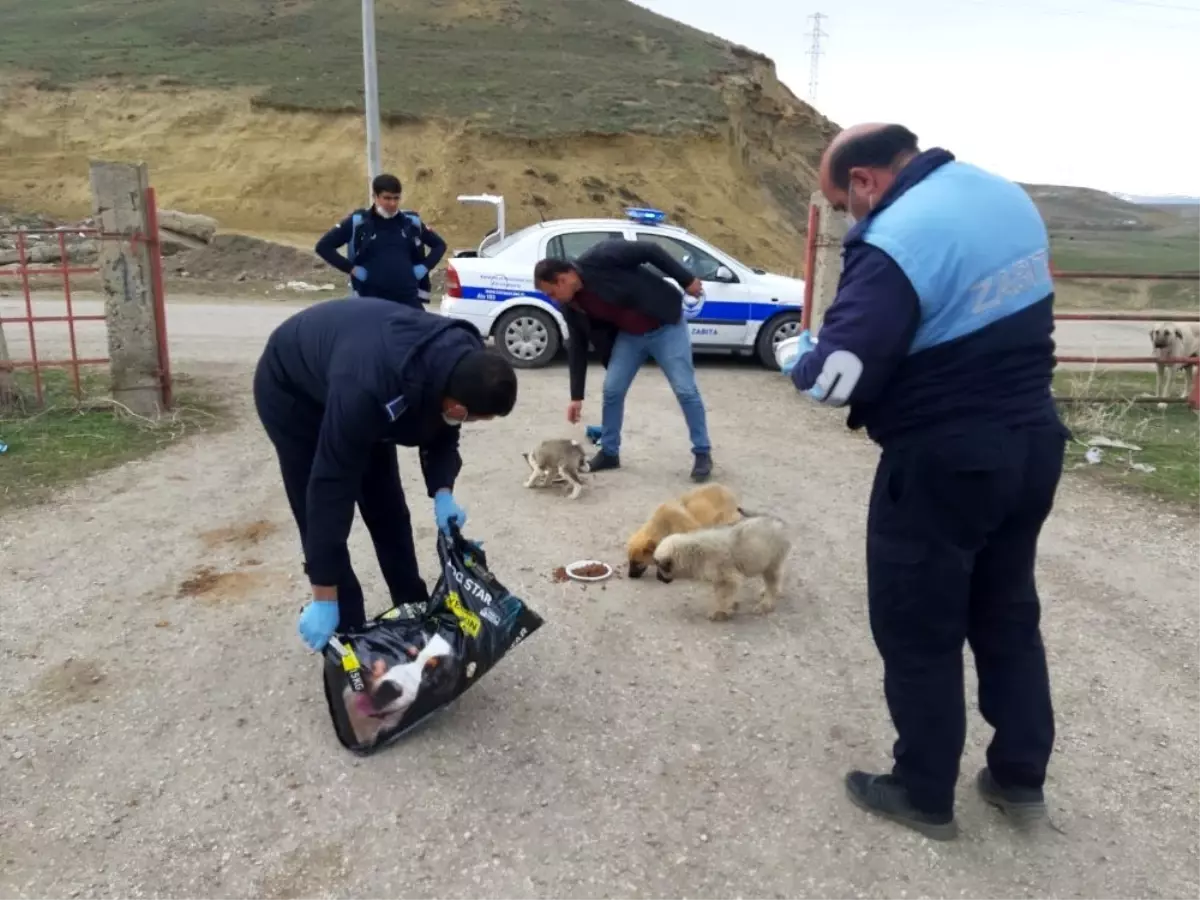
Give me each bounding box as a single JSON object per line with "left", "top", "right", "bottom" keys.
{"left": 1130, "top": 462, "right": 1157, "bottom": 474}
{"left": 1087, "top": 436, "right": 1142, "bottom": 452}
{"left": 1085, "top": 447, "right": 1104, "bottom": 465}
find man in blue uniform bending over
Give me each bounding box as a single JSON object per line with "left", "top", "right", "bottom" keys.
{"left": 253, "top": 297, "right": 518, "bottom": 652}
{"left": 785, "top": 123, "right": 1068, "bottom": 840}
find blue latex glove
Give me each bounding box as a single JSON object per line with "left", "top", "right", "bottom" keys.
{"left": 351, "top": 265, "right": 368, "bottom": 282}
{"left": 780, "top": 330, "right": 817, "bottom": 376}
{"left": 297, "top": 599, "right": 339, "bottom": 651}
{"left": 413, "top": 263, "right": 429, "bottom": 280}
{"left": 405, "top": 213, "right": 423, "bottom": 228}
{"left": 584, "top": 424, "right": 602, "bottom": 446}
{"left": 433, "top": 489, "right": 467, "bottom": 535}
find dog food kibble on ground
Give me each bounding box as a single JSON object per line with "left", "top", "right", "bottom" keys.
{"left": 573, "top": 563, "right": 609, "bottom": 578}
{"left": 552, "top": 567, "right": 569, "bottom": 583}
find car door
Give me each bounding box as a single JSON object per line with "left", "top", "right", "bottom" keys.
{"left": 631, "top": 231, "right": 751, "bottom": 347}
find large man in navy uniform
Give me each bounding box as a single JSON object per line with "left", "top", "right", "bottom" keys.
{"left": 785, "top": 124, "right": 1068, "bottom": 840}
{"left": 253, "top": 297, "right": 518, "bottom": 653}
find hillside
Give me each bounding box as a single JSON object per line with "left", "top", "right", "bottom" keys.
{"left": 1020, "top": 184, "right": 1185, "bottom": 232}
{"left": 0, "top": 0, "right": 837, "bottom": 272}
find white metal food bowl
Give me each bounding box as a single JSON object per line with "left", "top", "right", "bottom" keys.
{"left": 775, "top": 334, "right": 804, "bottom": 370}
{"left": 565, "top": 560, "right": 613, "bottom": 583}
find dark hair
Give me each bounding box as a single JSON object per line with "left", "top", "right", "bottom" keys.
{"left": 445, "top": 350, "right": 518, "bottom": 417}
{"left": 372, "top": 173, "right": 402, "bottom": 196}
{"left": 533, "top": 257, "right": 577, "bottom": 284}
{"left": 829, "top": 125, "right": 919, "bottom": 190}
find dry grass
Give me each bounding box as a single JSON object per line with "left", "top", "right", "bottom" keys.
{"left": 1053, "top": 369, "right": 1199, "bottom": 508}
{"left": 0, "top": 83, "right": 810, "bottom": 273}
{"left": 0, "top": 366, "right": 229, "bottom": 511}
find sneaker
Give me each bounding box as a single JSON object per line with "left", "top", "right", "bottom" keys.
{"left": 690, "top": 451, "right": 713, "bottom": 482}
{"left": 975, "top": 767, "right": 1047, "bottom": 825}
{"left": 844, "top": 771, "right": 959, "bottom": 841}
{"left": 588, "top": 450, "right": 620, "bottom": 472}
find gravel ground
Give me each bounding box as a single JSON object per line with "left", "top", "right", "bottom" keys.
{"left": 1, "top": 294, "right": 1197, "bottom": 899}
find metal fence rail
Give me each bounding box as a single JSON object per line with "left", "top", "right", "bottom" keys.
{"left": 0, "top": 187, "right": 172, "bottom": 408}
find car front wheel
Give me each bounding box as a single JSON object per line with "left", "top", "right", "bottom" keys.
{"left": 493, "top": 307, "right": 561, "bottom": 369}
{"left": 755, "top": 310, "right": 804, "bottom": 368}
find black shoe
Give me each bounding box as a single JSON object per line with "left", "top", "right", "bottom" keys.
{"left": 690, "top": 451, "right": 713, "bottom": 482}
{"left": 844, "top": 771, "right": 959, "bottom": 841}
{"left": 589, "top": 450, "right": 620, "bottom": 472}
{"left": 976, "top": 767, "right": 1047, "bottom": 825}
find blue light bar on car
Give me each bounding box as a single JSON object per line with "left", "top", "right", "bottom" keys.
{"left": 624, "top": 207, "right": 667, "bottom": 225}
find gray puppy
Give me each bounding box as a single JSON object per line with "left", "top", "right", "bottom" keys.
{"left": 522, "top": 438, "right": 591, "bottom": 500}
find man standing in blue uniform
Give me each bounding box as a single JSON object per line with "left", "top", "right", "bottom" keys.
{"left": 786, "top": 124, "right": 1068, "bottom": 840}
{"left": 315, "top": 173, "right": 446, "bottom": 308}
{"left": 253, "top": 297, "right": 518, "bottom": 652}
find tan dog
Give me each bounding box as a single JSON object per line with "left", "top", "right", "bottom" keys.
{"left": 1150, "top": 322, "right": 1200, "bottom": 399}
{"left": 625, "top": 482, "right": 743, "bottom": 579}
{"left": 653, "top": 514, "right": 792, "bottom": 621}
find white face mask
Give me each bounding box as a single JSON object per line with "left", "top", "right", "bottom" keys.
{"left": 374, "top": 203, "right": 398, "bottom": 219}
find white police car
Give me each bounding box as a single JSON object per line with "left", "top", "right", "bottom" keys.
{"left": 438, "top": 194, "right": 806, "bottom": 369}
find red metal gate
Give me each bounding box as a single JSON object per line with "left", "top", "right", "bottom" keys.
{"left": 0, "top": 187, "right": 173, "bottom": 409}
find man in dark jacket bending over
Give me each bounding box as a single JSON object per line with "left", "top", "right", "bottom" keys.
{"left": 533, "top": 239, "right": 714, "bottom": 482}
{"left": 253, "top": 296, "right": 518, "bottom": 651}
{"left": 786, "top": 123, "right": 1067, "bottom": 841}
{"left": 315, "top": 173, "right": 447, "bottom": 308}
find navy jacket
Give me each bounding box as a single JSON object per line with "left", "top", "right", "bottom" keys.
{"left": 792, "top": 148, "right": 1065, "bottom": 447}
{"left": 259, "top": 297, "right": 482, "bottom": 584}
{"left": 315, "top": 208, "right": 447, "bottom": 306}
{"left": 564, "top": 238, "right": 696, "bottom": 401}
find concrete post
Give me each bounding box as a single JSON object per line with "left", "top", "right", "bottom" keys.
{"left": 809, "top": 190, "right": 848, "bottom": 331}
{"left": 89, "top": 160, "right": 164, "bottom": 417}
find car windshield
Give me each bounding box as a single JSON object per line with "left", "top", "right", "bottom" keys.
{"left": 481, "top": 224, "right": 540, "bottom": 258}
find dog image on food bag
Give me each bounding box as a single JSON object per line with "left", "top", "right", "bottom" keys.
{"left": 626, "top": 482, "right": 744, "bottom": 579}
{"left": 522, "top": 438, "right": 591, "bottom": 500}
{"left": 341, "top": 632, "right": 460, "bottom": 746}
{"left": 653, "top": 514, "right": 792, "bottom": 621}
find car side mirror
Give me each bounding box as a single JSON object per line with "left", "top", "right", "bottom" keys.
{"left": 713, "top": 264, "right": 736, "bottom": 283}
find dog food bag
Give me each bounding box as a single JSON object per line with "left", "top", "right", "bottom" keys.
{"left": 320, "top": 526, "right": 545, "bottom": 755}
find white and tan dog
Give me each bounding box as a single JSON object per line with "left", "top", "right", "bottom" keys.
{"left": 653, "top": 514, "right": 792, "bottom": 621}
{"left": 1150, "top": 321, "right": 1200, "bottom": 399}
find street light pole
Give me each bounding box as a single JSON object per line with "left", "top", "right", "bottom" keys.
{"left": 361, "top": 0, "right": 382, "bottom": 204}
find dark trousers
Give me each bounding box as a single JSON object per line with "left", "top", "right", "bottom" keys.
{"left": 866, "top": 423, "right": 1065, "bottom": 816}
{"left": 252, "top": 356, "right": 428, "bottom": 628}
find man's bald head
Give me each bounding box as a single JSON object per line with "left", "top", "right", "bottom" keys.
{"left": 819, "top": 123, "right": 920, "bottom": 222}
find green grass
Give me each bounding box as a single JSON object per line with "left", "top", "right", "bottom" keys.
{"left": 1050, "top": 225, "right": 1200, "bottom": 276}
{"left": 0, "top": 366, "right": 227, "bottom": 512}
{"left": 0, "top": 0, "right": 746, "bottom": 137}
{"left": 1046, "top": 218, "right": 1199, "bottom": 312}
{"left": 1053, "top": 370, "right": 1199, "bottom": 508}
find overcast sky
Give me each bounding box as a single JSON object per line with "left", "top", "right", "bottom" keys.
{"left": 632, "top": 0, "right": 1200, "bottom": 196}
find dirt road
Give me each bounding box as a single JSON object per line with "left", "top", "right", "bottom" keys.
{"left": 0, "top": 293, "right": 1173, "bottom": 368}
{"left": 1, "top": 296, "right": 1197, "bottom": 899}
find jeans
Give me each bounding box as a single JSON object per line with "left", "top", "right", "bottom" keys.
{"left": 866, "top": 424, "right": 1065, "bottom": 815}
{"left": 600, "top": 319, "right": 711, "bottom": 456}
